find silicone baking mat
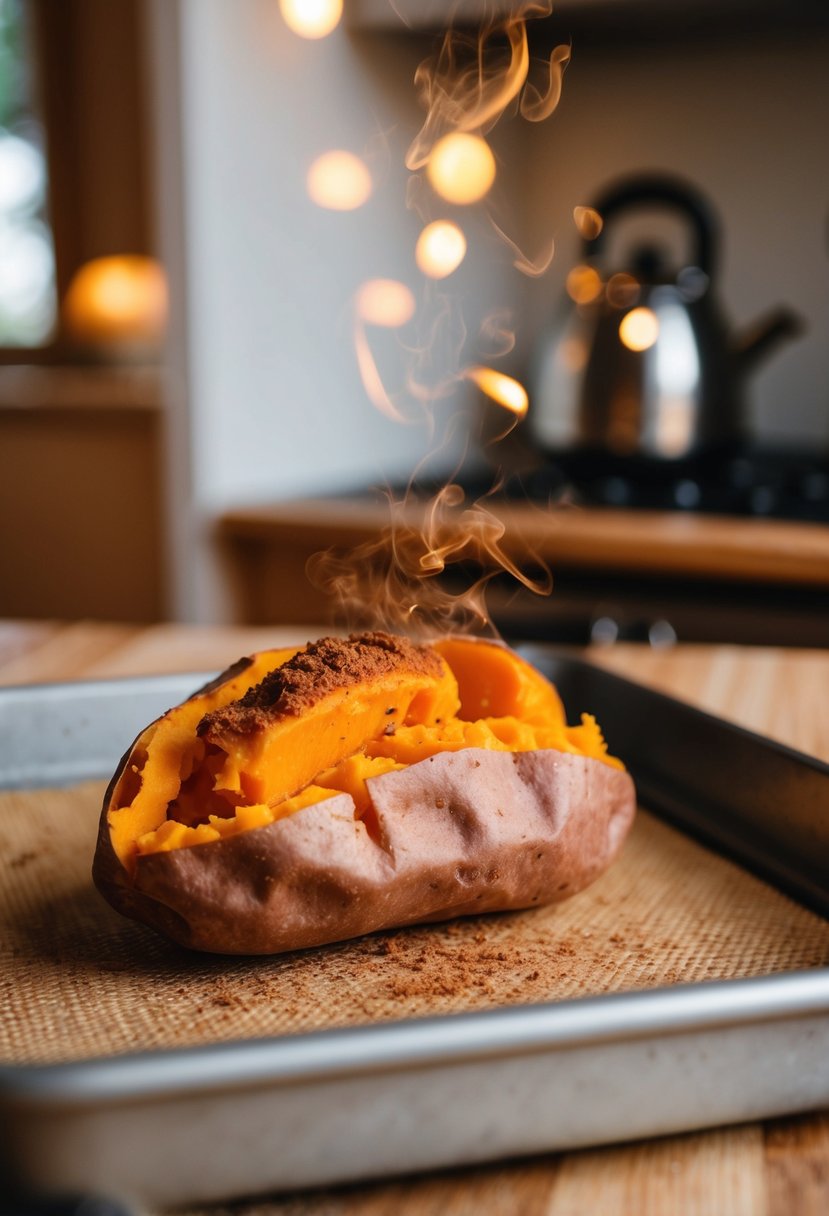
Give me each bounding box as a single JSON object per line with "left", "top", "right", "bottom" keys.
{"left": 2, "top": 777, "right": 827, "bottom": 1068}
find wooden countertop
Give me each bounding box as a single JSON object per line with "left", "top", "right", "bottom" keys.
{"left": 220, "top": 497, "right": 829, "bottom": 588}
{"left": 1, "top": 620, "right": 827, "bottom": 1214}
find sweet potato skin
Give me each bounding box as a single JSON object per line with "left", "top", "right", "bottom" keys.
{"left": 93, "top": 747, "right": 635, "bottom": 956}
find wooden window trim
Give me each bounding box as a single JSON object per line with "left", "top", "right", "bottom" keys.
{"left": 0, "top": 0, "right": 153, "bottom": 366}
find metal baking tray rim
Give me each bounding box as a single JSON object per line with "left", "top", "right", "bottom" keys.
{"left": 2, "top": 969, "right": 829, "bottom": 1112}
{"left": 1, "top": 649, "right": 828, "bottom": 1204}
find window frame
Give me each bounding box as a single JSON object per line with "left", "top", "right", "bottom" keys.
{"left": 0, "top": 0, "right": 152, "bottom": 365}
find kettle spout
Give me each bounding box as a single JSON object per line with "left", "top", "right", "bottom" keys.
{"left": 734, "top": 306, "right": 804, "bottom": 373}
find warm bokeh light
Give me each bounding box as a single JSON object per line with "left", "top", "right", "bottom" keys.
{"left": 63, "top": 255, "right": 168, "bottom": 349}
{"left": 466, "top": 366, "right": 529, "bottom": 416}
{"left": 619, "top": 306, "right": 660, "bottom": 352}
{"left": 355, "top": 279, "right": 416, "bottom": 328}
{"left": 573, "top": 205, "right": 603, "bottom": 240}
{"left": 606, "top": 272, "right": 640, "bottom": 309}
{"left": 565, "top": 264, "right": 602, "bottom": 305}
{"left": 426, "top": 133, "right": 496, "bottom": 206}
{"left": 306, "top": 150, "right": 372, "bottom": 211}
{"left": 415, "top": 220, "right": 467, "bottom": 278}
{"left": 279, "top": 0, "right": 342, "bottom": 39}
{"left": 557, "top": 335, "right": 589, "bottom": 373}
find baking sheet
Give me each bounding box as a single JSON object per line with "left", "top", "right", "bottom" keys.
{"left": 526, "top": 648, "right": 829, "bottom": 917}
{"left": 0, "top": 651, "right": 828, "bottom": 1208}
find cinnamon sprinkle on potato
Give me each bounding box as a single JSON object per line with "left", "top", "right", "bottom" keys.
{"left": 198, "top": 632, "right": 443, "bottom": 739}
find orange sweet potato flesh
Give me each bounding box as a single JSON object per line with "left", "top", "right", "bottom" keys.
{"left": 195, "top": 633, "right": 458, "bottom": 809}
{"left": 103, "top": 633, "right": 457, "bottom": 867}
{"left": 432, "top": 636, "right": 566, "bottom": 726}
{"left": 103, "top": 646, "right": 301, "bottom": 868}
{"left": 93, "top": 632, "right": 635, "bottom": 954}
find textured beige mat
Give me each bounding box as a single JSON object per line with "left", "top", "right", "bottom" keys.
{"left": 1, "top": 779, "right": 827, "bottom": 1067}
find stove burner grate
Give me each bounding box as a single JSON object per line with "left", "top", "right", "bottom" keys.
{"left": 468, "top": 446, "right": 829, "bottom": 522}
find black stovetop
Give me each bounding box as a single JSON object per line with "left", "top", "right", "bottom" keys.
{"left": 460, "top": 445, "right": 829, "bottom": 523}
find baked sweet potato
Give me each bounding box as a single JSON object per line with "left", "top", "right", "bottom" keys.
{"left": 93, "top": 633, "right": 635, "bottom": 954}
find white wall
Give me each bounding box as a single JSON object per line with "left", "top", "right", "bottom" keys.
{"left": 180, "top": 3, "right": 435, "bottom": 510}
{"left": 149, "top": 4, "right": 829, "bottom": 621}
{"left": 153, "top": 0, "right": 522, "bottom": 619}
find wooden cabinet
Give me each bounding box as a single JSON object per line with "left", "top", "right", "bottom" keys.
{"left": 0, "top": 369, "right": 165, "bottom": 622}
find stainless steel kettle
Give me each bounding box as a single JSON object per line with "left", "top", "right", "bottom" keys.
{"left": 530, "top": 173, "right": 802, "bottom": 461}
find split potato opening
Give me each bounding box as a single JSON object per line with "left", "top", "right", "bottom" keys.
{"left": 94, "top": 633, "right": 635, "bottom": 955}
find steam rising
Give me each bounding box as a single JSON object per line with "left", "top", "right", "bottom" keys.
{"left": 479, "top": 308, "right": 516, "bottom": 357}
{"left": 406, "top": 3, "right": 568, "bottom": 171}
{"left": 307, "top": 484, "right": 551, "bottom": 640}
{"left": 489, "top": 216, "right": 555, "bottom": 277}
{"left": 520, "top": 42, "right": 571, "bottom": 121}
{"left": 353, "top": 279, "right": 417, "bottom": 423}
{"left": 312, "top": 3, "right": 573, "bottom": 637}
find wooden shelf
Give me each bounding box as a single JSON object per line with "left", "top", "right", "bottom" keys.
{"left": 0, "top": 365, "right": 164, "bottom": 414}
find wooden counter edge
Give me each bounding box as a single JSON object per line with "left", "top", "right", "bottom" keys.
{"left": 217, "top": 499, "right": 829, "bottom": 589}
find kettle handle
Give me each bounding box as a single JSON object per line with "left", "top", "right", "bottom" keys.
{"left": 586, "top": 173, "right": 718, "bottom": 278}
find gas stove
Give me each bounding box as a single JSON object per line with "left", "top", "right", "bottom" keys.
{"left": 470, "top": 445, "right": 829, "bottom": 522}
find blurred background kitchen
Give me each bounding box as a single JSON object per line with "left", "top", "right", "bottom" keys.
{"left": 2, "top": 0, "right": 829, "bottom": 645}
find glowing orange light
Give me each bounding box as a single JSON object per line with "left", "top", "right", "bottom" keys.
{"left": 573, "top": 206, "right": 603, "bottom": 240}
{"left": 415, "top": 220, "right": 467, "bottom": 279}
{"left": 619, "top": 307, "right": 659, "bottom": 351}
{"left": 63, "top": 255, "right": 168, "bottom": 349}
{"left": 606, "top": 272, "right": 640, "bottom": 309}
{"left": 355, "top": 279, "right": 416, "bottom": 328}
{"left": 279, "top": 0, "right": 342, "bottom": 39}
{"left": 466, "top": 366, "right": 529, "bottom": 416}
{"left": 307, "top": 150, "right": 371, "bottom": 211}
{"left": 565, "top": 264, "right": 602, "bottom": 305}
{"left": 426, "top": 133, "right": 496, "bottom": 206}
